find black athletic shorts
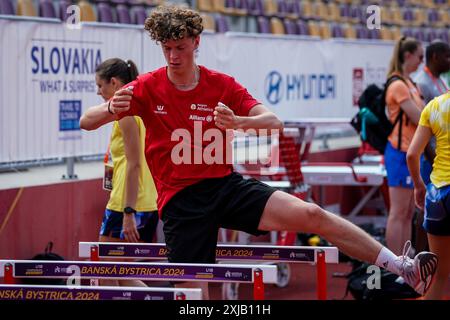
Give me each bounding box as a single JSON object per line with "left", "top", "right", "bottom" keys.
{"left": 161, "top": 172, "right": 277, "bottom": 263}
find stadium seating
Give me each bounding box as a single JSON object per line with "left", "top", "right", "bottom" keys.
{"left": 17, "top": 0, "right": 37, "bottom": 16}
{"left": 215, "top": 13, "right": 229, "bottom": 32}
{"left": 270, "top": 16, "right": 285, "bottom": 34}
{"left": 285, "top": 0, "right": 301, "bottom": 20}
{"left": 38, "top": 0, "right": 56, "bottom": 18}
{"left": 96, "top": 2, "right": 114, "bottom": 22}
{"left": 307, "top": 20, "right": 320, "bottom": 37}
{"left": 58, "top": 0, "right": 72, "bottom": 21}
{"left": 116, "top": 3, "right": 131, "bottom": 23}
{"left": 78, "top": 0, "right": 96, "bottom": 22}
{"left": 283, "top": 17, "right": 298, "bottom": 34}
{"left": 198, "top": 0, "right": 214, "bottom": 12}
{"left": 257, "top": 15, "right": 270, "bottom": 33}
{"left": 0, "top": 0, "right": 15, "bottom": 14}
{"left": 329, "top": 23, "right": 343, "bottom": 38}
{"left": 0, "top": 0, "right": 448, "bottom": 42}
{"left": 296, "top": 19, "right": 308, "bottom": 35}
{"left": 342, "top": 23, "right": 356, "bottom": 39}
{"left": 131, "top": 5, "right": 147, "bottom": 24}
{"left": 201, "top": 13, "right": 215, "bottom": 31}
{"left": 248, "top": 0, "right": 264, "bottom": 16}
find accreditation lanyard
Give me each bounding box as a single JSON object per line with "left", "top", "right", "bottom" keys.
{"left": 103, "top": 143, "right": 113, "bottom": 191}
{"left": 424, "top": 66, "right": 449, "bottom": 95}
{"left": 104, "top": 143, "right": 111, "bottom": 165}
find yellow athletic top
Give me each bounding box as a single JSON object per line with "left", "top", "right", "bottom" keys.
{"left": 106, "top": 116, "right": 157, "bottom": 212}
{"left": 419, "top": 92, "right": 450, "bottom": 188}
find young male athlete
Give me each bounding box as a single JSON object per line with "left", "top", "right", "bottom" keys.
{"left": 80, "top": 5, "right": 438, "bottom": 299}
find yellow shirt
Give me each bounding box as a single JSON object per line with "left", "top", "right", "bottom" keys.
{"left": 107, "top": 116, "right": 158, "bottom": 212}
{"left": 419, "top": 92, "right": 450, "bottom": 188}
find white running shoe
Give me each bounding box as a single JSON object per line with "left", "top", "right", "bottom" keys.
{"left": 394, "top": 240, "right": 438, "bottom": 295}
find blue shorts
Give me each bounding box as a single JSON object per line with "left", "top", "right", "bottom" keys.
{"left": 423, "top": 184, "right": 450, "bottom": 236}
{"left": 384, "top": 141, "right": 413, "bottom": 189}
{"left": 99, "top": 209, "right": 159, "bottom": 242}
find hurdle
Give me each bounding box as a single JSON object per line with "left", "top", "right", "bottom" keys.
{"left": 79, "top": 242, "right": 339, "bottom": 300}
{"left": 0, "top": 284, "right": 202, "bottom": 300}
{"left": 0, "top": 260, "right": 277, "bottom": 300}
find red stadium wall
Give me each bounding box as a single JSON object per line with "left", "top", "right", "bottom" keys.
{"left": 0, "top": 179, "right": 109, "bottom": 260}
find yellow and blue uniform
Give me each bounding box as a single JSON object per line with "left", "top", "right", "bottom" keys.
{"left": 100, "top": 116, "right": 159, "bottom": 242}
{"left": 419, "top": 92, "right": 450, "bottom": 235}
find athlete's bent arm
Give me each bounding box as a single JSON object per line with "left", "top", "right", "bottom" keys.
{"left": 80, "top": 88, "right": 133, "bottom": 130}
{"left": 399, "top": 99, "right": 421, "bottom": 125}
{"left": 80, "top": 102, "right": 118, "bottom": 130}
{"left": 214, "top": 104, "right": 283, "bottom": 134}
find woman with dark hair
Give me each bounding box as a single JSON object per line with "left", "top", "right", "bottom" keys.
{"left": 91, "top": 58, "right": 159, "bottom": 286}
{"left": 384, "top": 37, "right": 425, "bottom": 255}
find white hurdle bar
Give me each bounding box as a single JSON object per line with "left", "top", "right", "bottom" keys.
{"left": 0, "top": 284, "right": 202, "bottom": 300}
{"left": 0, "top": 260, "right": 277, "bottom": 300}
{"left": 79, "top": 242, "right": 339, "bottom": 300}
{"left": 79, "top": 242, "right": 339, "bottom": 263}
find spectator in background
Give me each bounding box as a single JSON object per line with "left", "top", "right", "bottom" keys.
{"left": 414, "top": 41, "right": 450, "bottom": 104}
{"left": 413, "top": 41, "right": 450, "bottom": 185}
{"left": 92, "top": 58, "right": 159, "bottom": 286}
{"left": 384, "top": 37, "right": 425, "bottom": 255}
{"left": 412, "top": 41, "right": 450, "bottom": 252}
{"left": 407, "top": 92, "right": 450, "bottom": 300}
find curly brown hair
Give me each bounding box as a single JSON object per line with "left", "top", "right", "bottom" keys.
{"left": 144, "top": 5, "right": 204, "bottom": 43}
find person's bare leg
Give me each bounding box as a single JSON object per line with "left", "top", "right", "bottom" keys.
{"left": 423, "top": 234, "right": 450, "bottom": 300}
{"left": 386, "top": 187, "right": 415, "bottom": 255}
{"left": 98, "top": 235, "right": 147, "bottom": 287}
{"left": 175, "top": 282, "right": 209, "bottom": 300}
{"left": 258, "top": 191, "right": 383, "bottom": 263}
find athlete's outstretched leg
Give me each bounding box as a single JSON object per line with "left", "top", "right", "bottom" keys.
{"left": 258, "top": 191, "right": 438, "bottom": 295}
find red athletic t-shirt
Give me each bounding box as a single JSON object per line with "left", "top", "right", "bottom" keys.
{"left": 118, "top": 66, "right": 260, "bottom": 212}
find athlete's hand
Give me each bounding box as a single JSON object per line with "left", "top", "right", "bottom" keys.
{"left": 414, "top": 182, "right": 426, "bottom": 211}
{"left": 214, "top": 102, "right": 240, "bottom": 130}
{"left": 122, "top": 213, "right": 140, "bottom": 243}
{"left": 109, "top": 86, "right": 134, "bottom": 115}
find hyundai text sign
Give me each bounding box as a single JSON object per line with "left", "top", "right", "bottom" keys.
{"left": 264, "top": 71, "right": 336, "bottom": 105}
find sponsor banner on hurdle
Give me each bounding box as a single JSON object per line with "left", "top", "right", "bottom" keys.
{"left": 0, "top": 284, "right": 202, "bottom": 300}
{"left": 79, "top": 242, "right": 339, "bottom": 263}
{"left": 0, "top": 260, "right": 277, "bottom": 284}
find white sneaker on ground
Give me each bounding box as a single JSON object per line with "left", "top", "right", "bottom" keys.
{"left": 394, "top": 240, "right": 438, "bottom": 295}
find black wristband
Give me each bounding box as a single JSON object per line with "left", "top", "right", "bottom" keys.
{"left": 124, "top": 206, "right": 136, "bottom": 215}
{"left": 107, "top": 101, "right": 114, "bottom": 115}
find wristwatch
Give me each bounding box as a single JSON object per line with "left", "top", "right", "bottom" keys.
{"left": 123, "top": 206, "right": 136, "bottom": 215}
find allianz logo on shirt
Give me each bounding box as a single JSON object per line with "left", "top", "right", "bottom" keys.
{"left": 154, "top": 105, "right": 167, "bottom": 115}
{"left": 189, "top": 114, "right": 213, "bottom": 122}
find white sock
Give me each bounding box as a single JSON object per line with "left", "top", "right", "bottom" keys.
{"left": 375, "top": 247, "right": 400, "bottom": 274}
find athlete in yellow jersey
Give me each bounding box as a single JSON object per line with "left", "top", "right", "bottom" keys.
{"left": 408, "top": 92, "right": 450, "bottom": 299}
{"left": 84, "top": 58, "right": 158, "bottom": 287}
